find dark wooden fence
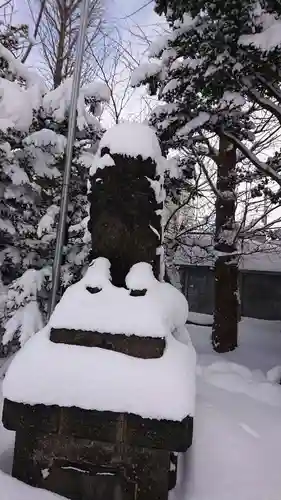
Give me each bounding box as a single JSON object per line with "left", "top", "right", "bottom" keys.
{"left": 180, "top": 265, "right": 281, "bottom": 321}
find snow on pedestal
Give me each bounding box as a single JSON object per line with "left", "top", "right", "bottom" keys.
{"left": 3, "top": 258, "right": 196, "bottom": 420}
{"left": 2, "top": 259, "right": 196, "bottom": 500}
{"left": 3, "top": 324, "right": 195, "bottom": 421}
{"left": 49, "top": 259, "right": 188, "bottom": 340}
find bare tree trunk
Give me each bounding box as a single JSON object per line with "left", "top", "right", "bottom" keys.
{"left": 37, "top": 0, "right": 104, "bottom": 88}
{"left": 212, "top": 135, "right": 238, "bottom": 352}
{"left": 53, "top": 17, "right": 66, "bottom": 88}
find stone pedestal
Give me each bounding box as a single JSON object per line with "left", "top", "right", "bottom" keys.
{"left": 2, "top": 124, "right": 195, "bottom": 500}
{"left": 50, "top": 328, "right": 165, "bottom": 358}
{"left": 3, "top": 398, "right": 193, "bottom": 500}
{"left": 3, "top": 325, "right": 193, "bottom": 500}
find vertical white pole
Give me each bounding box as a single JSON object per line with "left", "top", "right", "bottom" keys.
{"left": 48, "top": 0, "right": 90, "bottom": 318}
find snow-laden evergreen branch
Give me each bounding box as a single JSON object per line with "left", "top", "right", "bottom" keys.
{"left": 0, "top": 39, "right": 110, "bottom": 349}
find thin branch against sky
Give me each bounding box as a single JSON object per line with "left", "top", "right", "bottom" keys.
{"left": 118, "top": 0, "right": 154, "bottom": 20}
{"left": 12, "top": 0, "right": 161, "bottom": 123}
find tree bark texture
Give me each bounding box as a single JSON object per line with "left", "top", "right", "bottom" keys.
{"left": 212, "top": 135, "right": 239, "bottom": 352}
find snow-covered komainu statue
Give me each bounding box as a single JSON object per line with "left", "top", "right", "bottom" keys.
{"left": 2, "top": 123, "right": 196, "bottom": 500}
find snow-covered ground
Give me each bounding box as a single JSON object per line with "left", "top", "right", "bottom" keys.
{"left": 1, "top": 316, "right": 281, "bottom": 500}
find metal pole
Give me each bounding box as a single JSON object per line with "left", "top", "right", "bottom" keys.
{"left": 48, "top": 0, "right": 90, "bottom": 318}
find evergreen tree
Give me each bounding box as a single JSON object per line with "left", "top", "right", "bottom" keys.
{"left": 0, "top": 42, "right": 110, "bottom": 349}
{"left": 133, "top": 0, "right": 281, "bottom": 352}
{"left": 0, "top": 30, "right": 47, "bottom": 284}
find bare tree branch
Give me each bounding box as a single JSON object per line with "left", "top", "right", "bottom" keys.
{"left": 223, "top": 130, "right": 281, "bottom": 187}
{"left": 32, "top": 0, "right": 105, "bottom": 87}
{"left": 22, "top": 0, "right": 46, "bottom": 63}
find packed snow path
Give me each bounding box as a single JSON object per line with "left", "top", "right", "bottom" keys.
{"left": 1, "top": 317, "right": 281, "bottom": 500}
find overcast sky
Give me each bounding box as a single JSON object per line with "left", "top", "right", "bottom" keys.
{"left": 14, "top": 0, "right": 160, "bottom": 41}
{"left": 13, "top": 0, "right": 161, "bottom": 67}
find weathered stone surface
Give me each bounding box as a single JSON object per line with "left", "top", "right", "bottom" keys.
{"left": 50, "top": 328, "right": 166, "bottom": 358}
{"left": 88, "top": 151, "right": 162, "bottom": 287}
{"left": 3, "top": 399, "right": 193, "bottom": 452}
{"left": 126, "top": 413, "right": 193, "bottom": 452}
{"left": 11, "top": 428, "right": 170, "bottom": 500}
{"left": 2, "top": 399, "right": 59, "bottom": 433}
{"left": 4, "top": 398, "right": 192, "bottom": 499}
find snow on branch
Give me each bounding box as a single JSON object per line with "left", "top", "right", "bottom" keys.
{"left": 223, "top": 130, "right": 281, "bottom": 186}
{"left": 81, "top": 81, "right": 111, "bottom": 103}
{"left": 43, "top": 77, "right": 110, "bottom": 130}
{"left": 24, "top": 130, "right": 67, "bottom": 153}
{"left": 3, "top": 160, "right": 29, "bottom": 185}
{"left": 0, "top": 43, "right": 110, "bottom": 133}
{"left": 219, "top": 92, "right": 246, "bottom": 110}
{"left": 0, "top": 78, "right": 40, "bottom": 132}
{"left": 239, "top": 19, "right": 281, "bottom": 52}
{"left": 256, "top": 75, "right": 281, "bottom": 103}
{"left": 68, "top": 216, "right": 90, "bottom": 244}
{"left": 37, "top": 205, "right": 60, "bottom": 238}
{"left": 3, "top": 301, "right": 43, "bottom": 347}
{"left": 148, "top": 34, "right": 170, "bottom": 58}
{"left": 177, "top": 112, "right": 210, "bottom": 137}
{"left": 131, "top": 61, "right": 162, "bottom": 87}
{"left": 242, "top": 77, "right": 281, "bottom": 123}
{"left": 3, "top": 267, "right": 51, "bottom": 346}
{"left": 0, "top": 219, "right": 16, "bottom": 235}
{"left": 0, "top": 42, "right": 46, "bottom": 91}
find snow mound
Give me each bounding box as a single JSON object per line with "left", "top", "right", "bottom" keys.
{"left": 125, "top": 262, "right": 157, "bottom": 290}
{"left": 2, "top": 317, "right": 281, "bottom": 500}
{"left": 0, "top": 470, "right": 64, "bottom": 500}
{"left": 200, "top": 361, "right": 281, "bottom": 408}
{"left": 86, "top": 257, "right": 112, "bottom": 287}
{"left": 97, "top": 122, "right": 162, "bottom": 165}
{"left": 3, "top": 322, "right": 196, "bottom": 420}
{"left": 267, "top": 366, "right": 281, "bottom": 383}
{"left": 49, "top": 258, "right": 189, "bottom": 337}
